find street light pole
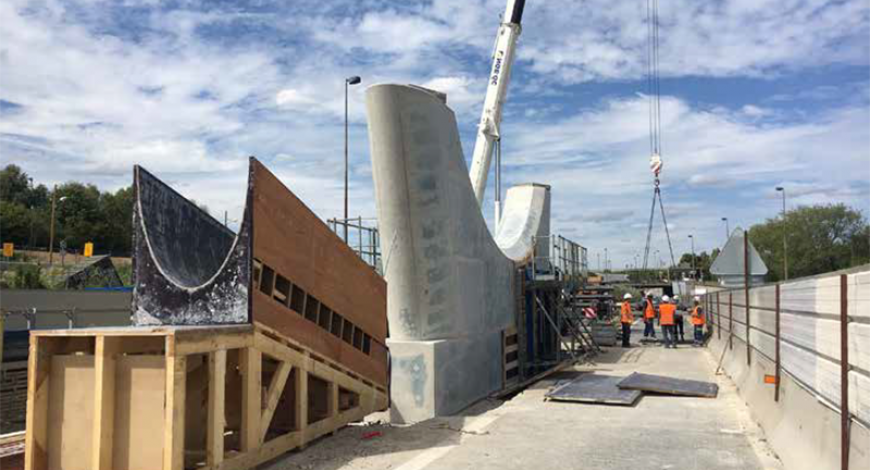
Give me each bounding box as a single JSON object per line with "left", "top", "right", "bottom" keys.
{"left": 776, "top": 186, "right": 788, "bottom": 280}
{"left": 721, "top": 217, "right": 729, "bottom": 243}
{"left": 688, "top": 234, "right": 696, "bottom": 280}
{"left": 49, "top": 188, "right": 68, "bottom": 265}
{"left": 344, "top": 75, "right": 362, "bottom": 242}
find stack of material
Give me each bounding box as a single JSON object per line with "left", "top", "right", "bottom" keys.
{"left": 545, "top": 371, "right": 718, "bottom": 406}
{"left": 590, "top": 321, "right": 618, "bottom": 346}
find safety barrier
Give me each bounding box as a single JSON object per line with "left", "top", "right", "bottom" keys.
{"left": 701, "top": 266, "right": 869, "bottom": 470}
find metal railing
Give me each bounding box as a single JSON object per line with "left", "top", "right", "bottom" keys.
{"left": 327, "top": 217, "right": 383, "bottom": 275}
{"left": 530, "top": 234, "right": 587, "bottom": 286}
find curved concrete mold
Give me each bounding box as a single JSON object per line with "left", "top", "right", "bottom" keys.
{"left": 132, "top": 158, "right": 389, "bottom": 388}
{"left": 132, "top": 165, "right": 251, "bottom": 326}
{"left": 367, "top": 84, "right": 545, "bottom": 422}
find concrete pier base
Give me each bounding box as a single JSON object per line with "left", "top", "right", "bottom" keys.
{"left": 388, "top": 332, "right": 504, "bottom": 423}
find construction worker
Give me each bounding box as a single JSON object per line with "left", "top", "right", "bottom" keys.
{"left": 621, "top": 293, "right": 634, "bottom": 347}
{"left": 659, "top": 295, "right": 677, "bottom": 348}
{"left": 673, "top": 294, "right": 685, "bottom": 343}
{"left": 643, "top": 293, "right": 657, "bottom": 338}
{"left": 691, "top": 297, "right": 706, "bottom": 346}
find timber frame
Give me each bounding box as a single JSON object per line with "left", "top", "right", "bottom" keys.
{"left": 24, "top": 322, "right": 388, "bottom": 470}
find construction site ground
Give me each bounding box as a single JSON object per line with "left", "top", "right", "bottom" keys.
{"left": 263, "top": 321, "right": 785, "bottom": 470}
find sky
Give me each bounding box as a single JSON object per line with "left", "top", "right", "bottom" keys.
{"left": 1, "top": 0, "right": 868, "bottom": 269}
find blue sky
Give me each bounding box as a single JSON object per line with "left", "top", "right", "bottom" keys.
{"left": 1, "top": 0, "right": 868, "bottom": 268}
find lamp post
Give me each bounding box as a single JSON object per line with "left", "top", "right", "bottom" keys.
{"left": 48, "top": 189, "right": 69, "bottom": 265}
{"left": 776, "top": 186, "right": 788, "bottom": 280}
{"left": 344, "top": 75, "right": 362, "bottom": 242}
{"left": 688, "top": 234, "right": 696, "bottom": 280}
{"left": 721, "top": 217, "right": 729, "bottom": 243}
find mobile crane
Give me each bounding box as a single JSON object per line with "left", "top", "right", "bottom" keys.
{"left": 468, "top": 0, "right": 526, "bottom": 225}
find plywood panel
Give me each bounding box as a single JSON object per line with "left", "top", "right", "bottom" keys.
{"left": 48, "top": 355, "right": 94, "bottom": 470}
{"left": 849, "top": 271, "right": 870, "bottom": 320}
{"left": 732, "top": 322, "right": 746, "bottom": 341}
{"left": 748, "top": 285, "right": 777, "bottom": 311}
{"left": 780, "top": 313, "right": 841, "bottom": 363}
{"left": 753, "top": 308, "right": 776, "bottom": 336}
{"left": 849, "top": 370, "right": 870, "bottom": 424}
{"left": 850, "top": 323, "right": 870, "bottom": 373}
{"left": 781, "top": 341, "right": 840, "bottom": 409}
{"left": 780, "top": 277, "right": 841, "bottom": 315}
{"left": 113, "top": 356, "right": 165, "bottom": 470}
{"left": 749, "top": 328, "right": 776, "bottom": 361}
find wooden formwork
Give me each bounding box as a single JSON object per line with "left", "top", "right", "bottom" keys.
{"left": 24, "top": 322, "right": 388, "bottom": 470}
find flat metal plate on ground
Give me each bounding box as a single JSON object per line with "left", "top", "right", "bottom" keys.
{"left": 546, "top": 374, "right": 642, "bottom": 406}
{"left": 617, "top": 372, "right": 719, "bottom": 398}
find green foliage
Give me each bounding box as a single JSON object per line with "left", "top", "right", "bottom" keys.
{"left": 10, "top": 264, "right": 46, "bottom": 289}
{"left": 678, "top": 248, "right": 720, "bottom": 279}
{"left": 0, "top": 164, "right": 133, "bottom": 256}
{"left": 749, "top": 204, "right": 869, "bottom": 281}
{"left": 116, "top": 262, "right": 133, "bottom": 286}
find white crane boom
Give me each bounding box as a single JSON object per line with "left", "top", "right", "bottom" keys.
{"left": 468, "top": 0, "right": 525, "bottom": 216}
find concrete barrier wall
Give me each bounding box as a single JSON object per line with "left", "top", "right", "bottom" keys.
{"left": 703, "top": 266, "right": 870, "bottom": 470}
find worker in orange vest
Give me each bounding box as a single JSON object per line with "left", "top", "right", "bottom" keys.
{"left": 659, "top": 295, "right": 677, "bottom": 349}
{"left": 642, "top": 293, "right": 657, "bottom": 339}
{"left": 691, "top": 297, "right": 706, "bottom": 346}
{"left": 621, "top": 293, "right": 634, "bottom": 347}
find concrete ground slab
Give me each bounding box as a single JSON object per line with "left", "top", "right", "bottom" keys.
{"left": 262, "top": 322, "right": 784, "bottom": 470}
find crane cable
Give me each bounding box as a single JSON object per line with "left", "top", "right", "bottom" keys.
{"left": 641, "top": 0, "right": 676, "bottom": 272}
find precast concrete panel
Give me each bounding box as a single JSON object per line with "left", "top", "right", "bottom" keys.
{"left": 366, "top": 84, "right": 517, "bottom": 422}
{"left": 494, "top": 183, "right": 551, "bottom": 263}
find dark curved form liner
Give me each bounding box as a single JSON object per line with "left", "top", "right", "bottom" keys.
{"left": 131, "top": 164, "right": 252, "bottom": 325}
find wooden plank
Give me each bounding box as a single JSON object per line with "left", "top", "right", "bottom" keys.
{"left": 48, "top": 355, "right": 95, "bottom": 470}
{"left": 240, "top": 347, "right": 262, "bottom": 452}
{"left": 207, "top": 350, "right": 227, "bottom": 467}
{"left": 163, "top": 352, "right": 187, "bottom": 470}
{"left": 24, "top": 336, "right": 53, "bottom": 470}
{"left": 174, "top": 331, "right": 253, "bottom": 356}
{"left": 295, "top": 365, "right": 308, "bottom": 447}
{"left": 113, "top": 356, "right": 165, "bottom": 470}
{"left": 92, "top": 336, "right": 118, "bottom": 470}
{"left": 260, "top": 361, "right": 291, "bottom": 443}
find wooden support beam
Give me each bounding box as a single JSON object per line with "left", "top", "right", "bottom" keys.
{"left": 240, "top": 347, "right": 262, "bottom": 452}
{"left": 295, "top": 363, "right": 308, "bottom": 447}
{"left": 24, "top": 336, "right": 53, "bottom": 470}
{"left": 92, "top": 336, "right": 118, "bottom": 470}
{"left": 260, "top": 361, "right": 292, "bottom": 443}
{"left": 163, "top": 352, "right": 187, "bottom": 470}
{"left": 207, "top": 349, "right": 227, "bottom": 467}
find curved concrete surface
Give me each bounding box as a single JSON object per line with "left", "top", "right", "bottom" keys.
{"left": 132, "top": 165, "right": 251, "bottom": 325}
{"left": 494, "top": 183, "right": 551, "bottom": 264}
{"left": 366, "top": 84, "right": 517, "bottom": 422}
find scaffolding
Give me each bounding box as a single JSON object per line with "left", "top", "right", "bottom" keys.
{"left": 327, "top": 217, "right": 382, "bottom": 275}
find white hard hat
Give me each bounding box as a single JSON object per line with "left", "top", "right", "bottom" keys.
{"left": 624, "top": 293, "right": 632, "bottom": 299}
{"left": 694, "top": 296, "right": 701, "bottom": 302}
{"left": 662, "top": 295, "right": 670, "bottom": 302}
{"left": 674, "top": 295, "right": 680, "bottom": 300}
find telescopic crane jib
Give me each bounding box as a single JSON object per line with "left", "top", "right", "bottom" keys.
{"left": 468, "top": 0, "right": 526, "bottom": 225}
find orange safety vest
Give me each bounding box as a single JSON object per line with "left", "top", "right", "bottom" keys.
{"left": 659, "top": 303, "right": 676, "bottom": 326}
{"left": 644, "top": 300, "right": 656, "bottom": 319}
{"left": 621, "top": 301, "right": 633, "bottom": 324}
{"left": 691, "top": 306, "right": 706, "bottom": 325}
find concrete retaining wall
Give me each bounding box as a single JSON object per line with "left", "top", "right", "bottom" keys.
{"left": 703, "top": 266, "right": 870, "bottom": 470}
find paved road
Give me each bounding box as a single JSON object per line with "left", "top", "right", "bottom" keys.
{"left": 264, "top": 321, "right": 783, "bottom": 470}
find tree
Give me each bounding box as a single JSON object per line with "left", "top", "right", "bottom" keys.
{"left": 678, "top": 248, "right": 720, "bottom": 280}
{"left": 749, "top": 203, "right": 869, "bottom": 281}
